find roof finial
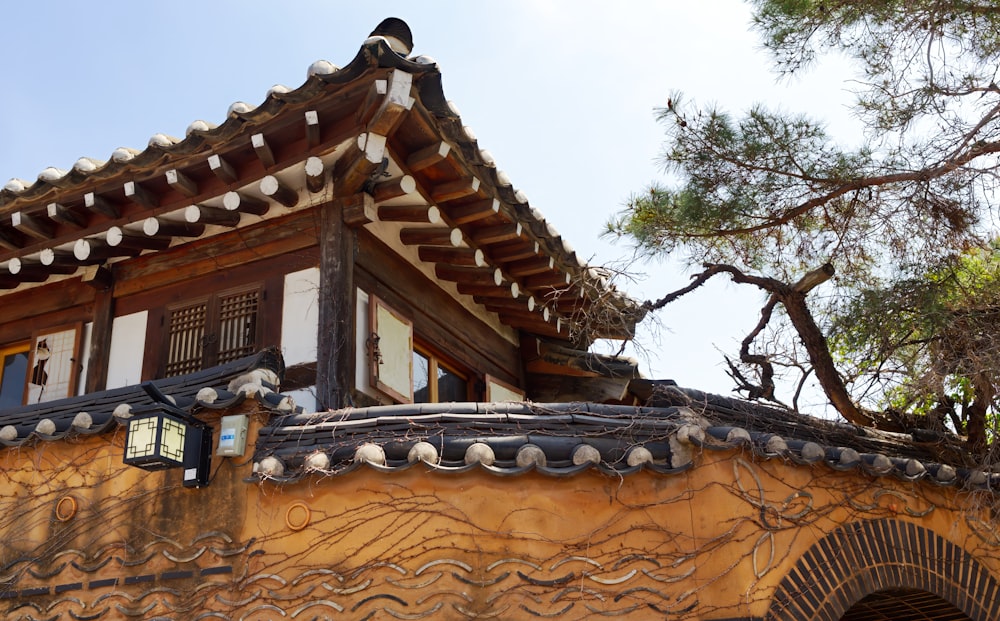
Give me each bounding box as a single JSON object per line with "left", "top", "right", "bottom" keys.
{"left": 369, "top": 17, "right": 413, "bottom": 56}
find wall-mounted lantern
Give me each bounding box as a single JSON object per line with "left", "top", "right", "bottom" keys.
{"left": 122, "top": 383, "right": 212, "bottom": 488}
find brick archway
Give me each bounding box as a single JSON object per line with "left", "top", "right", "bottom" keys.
{"left": 767, "top": 518, "right": 1000, "bottom": 620}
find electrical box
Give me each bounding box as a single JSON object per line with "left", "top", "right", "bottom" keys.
{"left": 216, "top": 414, "right": 249, "bottom": 456}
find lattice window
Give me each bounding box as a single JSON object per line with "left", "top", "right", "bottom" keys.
{"left": 165, "top": 301, "right": 208, "bottom": 377}
{"left": 217, "top": 289, "right": 259, "bottom": 364}
{"left": 163, "top": 286, "right": 261, "bottom": 377}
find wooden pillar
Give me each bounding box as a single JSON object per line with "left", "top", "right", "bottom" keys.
{"left": 84, "top": 266, "right": 115, "bottom": 393}
{"left": 315, "top": 196, "right": 365, "bottom": 410}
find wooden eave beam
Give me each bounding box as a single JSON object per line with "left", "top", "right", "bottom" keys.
{"left": 74, "top": 237, "right": 134, "bottom": 263}
{"left": 251, "top": 133, "right": 276, "bottom": 169}
{"left": 124, "top": 180, "right": 159, "bottom": 208}
{"left": 471, "top": 222, "right": 522, "bottom": 246}
{"left": 0, "top": 227, "right": 26, "bottom": 251}
{"left": 8, "top": 257, "right": 76, "bottom": 279}
{"left": 305, "top": 156, "right": 326, "bottom": 194}
{"left": 166, "top": 169, "right": 199, "bottom": 197}
{"left": 431, "top": 176, "right": 480, "bottom": 203}
{"left": 39, "top": 248, "right": 75, "bottom": 266}
{"left": 523, "top": 271, "right": 572, "bottom": 290}
{"left": 184, "top": 205, "right": 241, "bottom": 227}
{"left": 260, "top": 175, "right": 298, "bottom": 208}
{"left": 435, "top": 265, "right": 502, "bottom": 286}
{"left": 223, "top": 191, "right": 269, "bottom": 216}
{"left": 365, "top": 69, "right": 414, "bottom": 136}
{"left": 372, "top": 175, "right": 416, "bottom": 202}
{"left": 305, "top": 110, "right": 321, "bottom": 148}
{"left": 448, "top": 198, "right": 499, "bottom": 225}
{"left": 12, "top": 211, "right": 55, "bottom": 240}
{"left": 505, "top": 255, "right": 556, "bottom": 278}
{"left": 406, "top": 141, "right": 450, "bottom": 172}
{"left": 457, "top": 282, "right": 519, "bottom": 298}
{"left": 106, "top": 226, "right": 172, "bottom": 251}
{"left": 47, "top": 202, "right": 87, "bottom": 228}
{"left": 208, "top": 154, "right": 239, "bottom": 184}
{"left": 84, "top": 192, "right": 121, "bottom": 218}
{"left": 143, "top": 217, "right": 205, "bottom": 238}
{"left": 418, "top": 246, "right": 486, "bottom": 267}
{"left": 332, "top": 132, "right": 388, "bottom": 197}
{"left": 379, "top": 205, "right": 440, "bottom": 224}
{"left": 399, "top": 227, "right": 462, "bottom": 247}
{"left": 488, "top": 239, "right": 539, "bottom": 262}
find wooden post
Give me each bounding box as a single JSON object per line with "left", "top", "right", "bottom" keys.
{"left": 316, "top": 198, "right": 356, "bottom": 411}
{"left": 85, "top": 269, "right": 115, "bottom": 393}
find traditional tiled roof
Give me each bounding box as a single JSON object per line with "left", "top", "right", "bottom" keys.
{"left": 0, "top": 349, "right": 294, "bottom": 447}
{"left": 0, "top": 18, "right": 638, "bottom": 340}
{"left": 251, "top": 383, "right": 988, "bottom": 489}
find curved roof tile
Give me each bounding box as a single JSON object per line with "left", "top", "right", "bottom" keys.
{"left": 251, "top": 395, "right": 994, "bottom": 491}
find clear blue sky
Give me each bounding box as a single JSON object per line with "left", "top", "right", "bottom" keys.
{"left": 0, "top": 1, "right": 857, "bottom": 407}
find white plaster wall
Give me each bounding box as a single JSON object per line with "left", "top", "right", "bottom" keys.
{"left": 284, "top": 387, "right": 317, "bottom": 414}
{"left": 106, "top": 311, "right": 148, "bottom": 389}
{"left": 281, "top": 267, "right": 319, "bottom": 367}
{"left": 76, "top": 322, "right": 92, "bottom": 396}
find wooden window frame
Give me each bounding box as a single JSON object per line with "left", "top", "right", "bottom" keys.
{"left": 368, "top": 294, "right": 414, "bottom": 403}
{"left": 156, "top": 282, "right": 266, "bottom": 378}
{"left": 485, "top": 373, "right": 525, "bottom": 402}
{"left": 413, "top": 341, "right": 473, "bottom": 403}
{"left": 25, "top": 323, "right": 83, "bottom": 404}
{"left": 0, "top": 341, "right": 31, "bottom": 407}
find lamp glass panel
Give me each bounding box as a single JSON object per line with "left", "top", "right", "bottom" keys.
{"left": 126, "top": 417, "right": 160, "bottom": 460}
{"left": 159, "top": 417, "right": 187, "bottom": 463}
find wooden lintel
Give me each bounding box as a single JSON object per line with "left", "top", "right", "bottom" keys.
{"left": 488, "top": 239, "right": 539, "bottom": 262}
{"left": 223, "top": 191, "right": 269, "bottom": 216}
{"left": 341, "top": 193, "right": 376, "bottom": 228}
{"left": 523, "top": 271, "right": 572, "bottom": 290}
{"left": 107, "top": 226, "right": 172, "bottom": 251}
{"left": 124, "top": 180, "right": 159, "bottom": 208}
{"left": 435, "top": 265, "right": 501, "bottom": 285}
{"left": 39, "top": 248, "right": 74, "bottom": 266}
{"left": 166, "top": 169, "right": 199, "bottom": 197}
{"left": 471, "top": 222, "right": 522, "bottom": 246}
{"left": 406, "top": 141, "right": 450, "bottom": 172}
{"left": 431, "top": 176, "right": 481, "bottom": 203}
{"left": 0, "top": 227, "right": 26, "bottom": 251}
{"left": 372, "top": 175, "right": 415, "bottom": 203}
{"left": 208, "top": 154, "right": 239, "bottom": 184}
{"left": 12, "top": 211, "right": 55, "bottom": 239}
{"left": 399, "top": 227, "right": 462, "bottom": 247}
{"left": 505, "top": 255, "right": 555, "bottom": 277}
{"left": 251, "top": 133, "right": 276, "bottom": 168}
{"left": 332, "top": 133, "right": 387, "bottom": 197}
{"left": 84, "top": 192, "right": 121, "bottom": 218}
{"left": 418, "top": 246, "right": 485, "bottom": 267}
{"left": 305, "top": 156, "right": 326, "bottom": 194}
{"left": 143, "top": 217, "right": 205, "bottom": 238}
{"left": 260, "top": 175, "right": 298, "bottom": 208}
{"left": 184, "top": 205, "right": 241, "bottom": 227}
{"left": 47, "top": 202, "right": 87, "bottom": 228}
{"left": 379, "top": 205, "right": 440, "bottom": 224}
{"left": 366, "top": 69, "right": 414, "bottom": 136}
{"left": 305, "top": 110, "right": 321, "bottom": 148}
{"left": 457, "top": 282, "right": 519, "bottom": 298}
{"left": 449, "top": 198, "right": 499, "bottom": 225}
